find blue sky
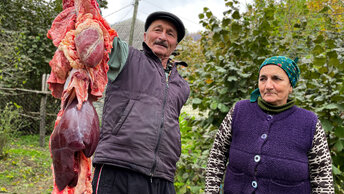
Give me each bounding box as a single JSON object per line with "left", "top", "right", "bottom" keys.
{"left": 101, "top": 0, "right": 253, "bottom": 33}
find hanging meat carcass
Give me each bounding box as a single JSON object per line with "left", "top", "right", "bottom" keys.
{"left": 47, "top": 0, "right": 116, "bottom": 193}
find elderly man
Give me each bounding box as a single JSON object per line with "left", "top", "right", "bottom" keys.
{"left": 92, "top": 11, "right": 190, "bottom": 194}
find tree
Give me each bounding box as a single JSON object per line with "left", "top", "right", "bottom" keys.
{"left": 0, "top": 15, "right": 23, "bottom": 87}
{"left": 0, "top": 0, "right": 58, "bottom": 88}
{"left": 176, "top": 0, "right": 343, "bottom": 192}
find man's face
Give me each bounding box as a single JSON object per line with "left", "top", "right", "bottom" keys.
{"left": 144, "top": 19, "right": 178, "bottom": 59}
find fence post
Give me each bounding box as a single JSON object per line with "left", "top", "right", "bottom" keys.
{"left": 39, "top": 74, "right": 49, "bottom": 147}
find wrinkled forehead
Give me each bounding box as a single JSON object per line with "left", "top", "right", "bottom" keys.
{"left": 147, "top": 19, "right": 178, "bottom": 33}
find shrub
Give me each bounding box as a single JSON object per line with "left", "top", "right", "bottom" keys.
{"left": 175, "top": 113, "right": 216, "bottom": 193}
{"left": 0, "top": 102, "right": 27, "bottom": 158}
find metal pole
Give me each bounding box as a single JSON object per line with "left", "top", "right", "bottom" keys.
{"left": 129, "top": 0, "right": 139, "bottom": 46}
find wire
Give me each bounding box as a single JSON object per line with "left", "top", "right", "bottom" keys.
{"left": 144, "top": 0, "right": 166, "bottom": 11}
{"left": 118, "top": 7, "right": 134, "bottom": 22}
{"left": 103, "top": 3, "right": 132, "bottom": 18}
{"left": 142, "top": 0, "right": 200, "bottom": 26}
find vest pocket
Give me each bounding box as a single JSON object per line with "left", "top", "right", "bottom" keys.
{"left": 269, "top": 179, "right": 309, "bottom": 193}
{"left": 112, "top": 99, "right": 136, "bottom": 135}
{"left": 223, "top": 167, "right": 246, "bottom": 192}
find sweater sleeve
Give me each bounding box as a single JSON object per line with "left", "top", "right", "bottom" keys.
{"left": 205, "top": 107, "right": 234, "bottom": 194}
{"left": 96, "top": 0, "right": 128, "bottom": 81}
{"left": 107, "top": 37, "right": 129, "bottom": 82}
{"left": 307, "top": 119, "right": 335, "bottom": 194}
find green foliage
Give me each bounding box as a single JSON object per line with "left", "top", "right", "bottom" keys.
{"left": 0, "top": 0, "right": 58, "bottom": 89}
{"left": 0, "top": 102, "right": 27, "bottom": 158}
{"left": 175, "top": 113, "right": 216, "bottom": 193}
{"left": 0, "top": 15, "right": 24, "bottom": 87}
{"left": 97, "top": 0, "right": 109, "bottom": 9}
{"left": 296, "top": 18, "right": 344, "bottom": 192}
{"left": 177, "top": 0, "right": 343, "bottom": 192}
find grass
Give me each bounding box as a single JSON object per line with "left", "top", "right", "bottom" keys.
{"left": 0, "top": 135, "right": 53, "bottom": 193}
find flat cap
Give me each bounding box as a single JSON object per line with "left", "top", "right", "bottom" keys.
{"left": 145, "top": 11, "right": 185, "bottom": 42}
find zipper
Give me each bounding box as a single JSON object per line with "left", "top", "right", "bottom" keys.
{"left": 150, "top": 65, "right": 171, "bottom": 179}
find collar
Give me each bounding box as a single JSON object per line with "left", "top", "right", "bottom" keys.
{"left": 257, "top": 96, "right": 295, "bottom": 114}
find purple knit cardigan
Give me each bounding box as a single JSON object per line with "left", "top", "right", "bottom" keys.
{"left": 224, "top": 100, "right": 317, "bottom": 194}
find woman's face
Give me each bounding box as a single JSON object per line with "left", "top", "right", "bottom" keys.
{"left": 258, "top": 65, "right": 293, "bottom": 106}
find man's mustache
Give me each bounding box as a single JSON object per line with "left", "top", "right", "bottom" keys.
{"left": 154, "top": 40, "right": 168, "bottom": 48}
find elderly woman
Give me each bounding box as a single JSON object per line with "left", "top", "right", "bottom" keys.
{"left": 205, "top": 56, "right": 334, "bottom": 194}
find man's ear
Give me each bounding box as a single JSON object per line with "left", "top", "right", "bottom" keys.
{"left": 143, "top": 32, "right": 147, "bottom": 42}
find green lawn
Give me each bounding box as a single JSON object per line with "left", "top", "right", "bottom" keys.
{"left": 0, "top": 135, "right": 53, "bottom": 193}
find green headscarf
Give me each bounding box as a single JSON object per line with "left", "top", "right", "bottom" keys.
{"left": 250, "top": 56, "right": 300, "bottom": 102}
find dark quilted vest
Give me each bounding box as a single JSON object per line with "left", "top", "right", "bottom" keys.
{"left": 93, "top": 43, "right": 190, "bottom": 182}
{"left": 224, "top": 100, "right": 317, "bottom": 194}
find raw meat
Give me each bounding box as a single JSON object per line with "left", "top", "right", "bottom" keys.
{"left": 50, "top": 98, "right": 99, "bottom": 191}
{"left": 47, "top": 0, "right": 116, "bottom": 108}
{"left": 75, "top": 23, "right": 104, "bottom": 68}
{"left": 47, "top": 0, "right": 117, "bottom": 193}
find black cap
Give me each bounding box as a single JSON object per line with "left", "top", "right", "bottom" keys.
{"left": 145, "top": 11, "right": 185, "bottom": 42}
